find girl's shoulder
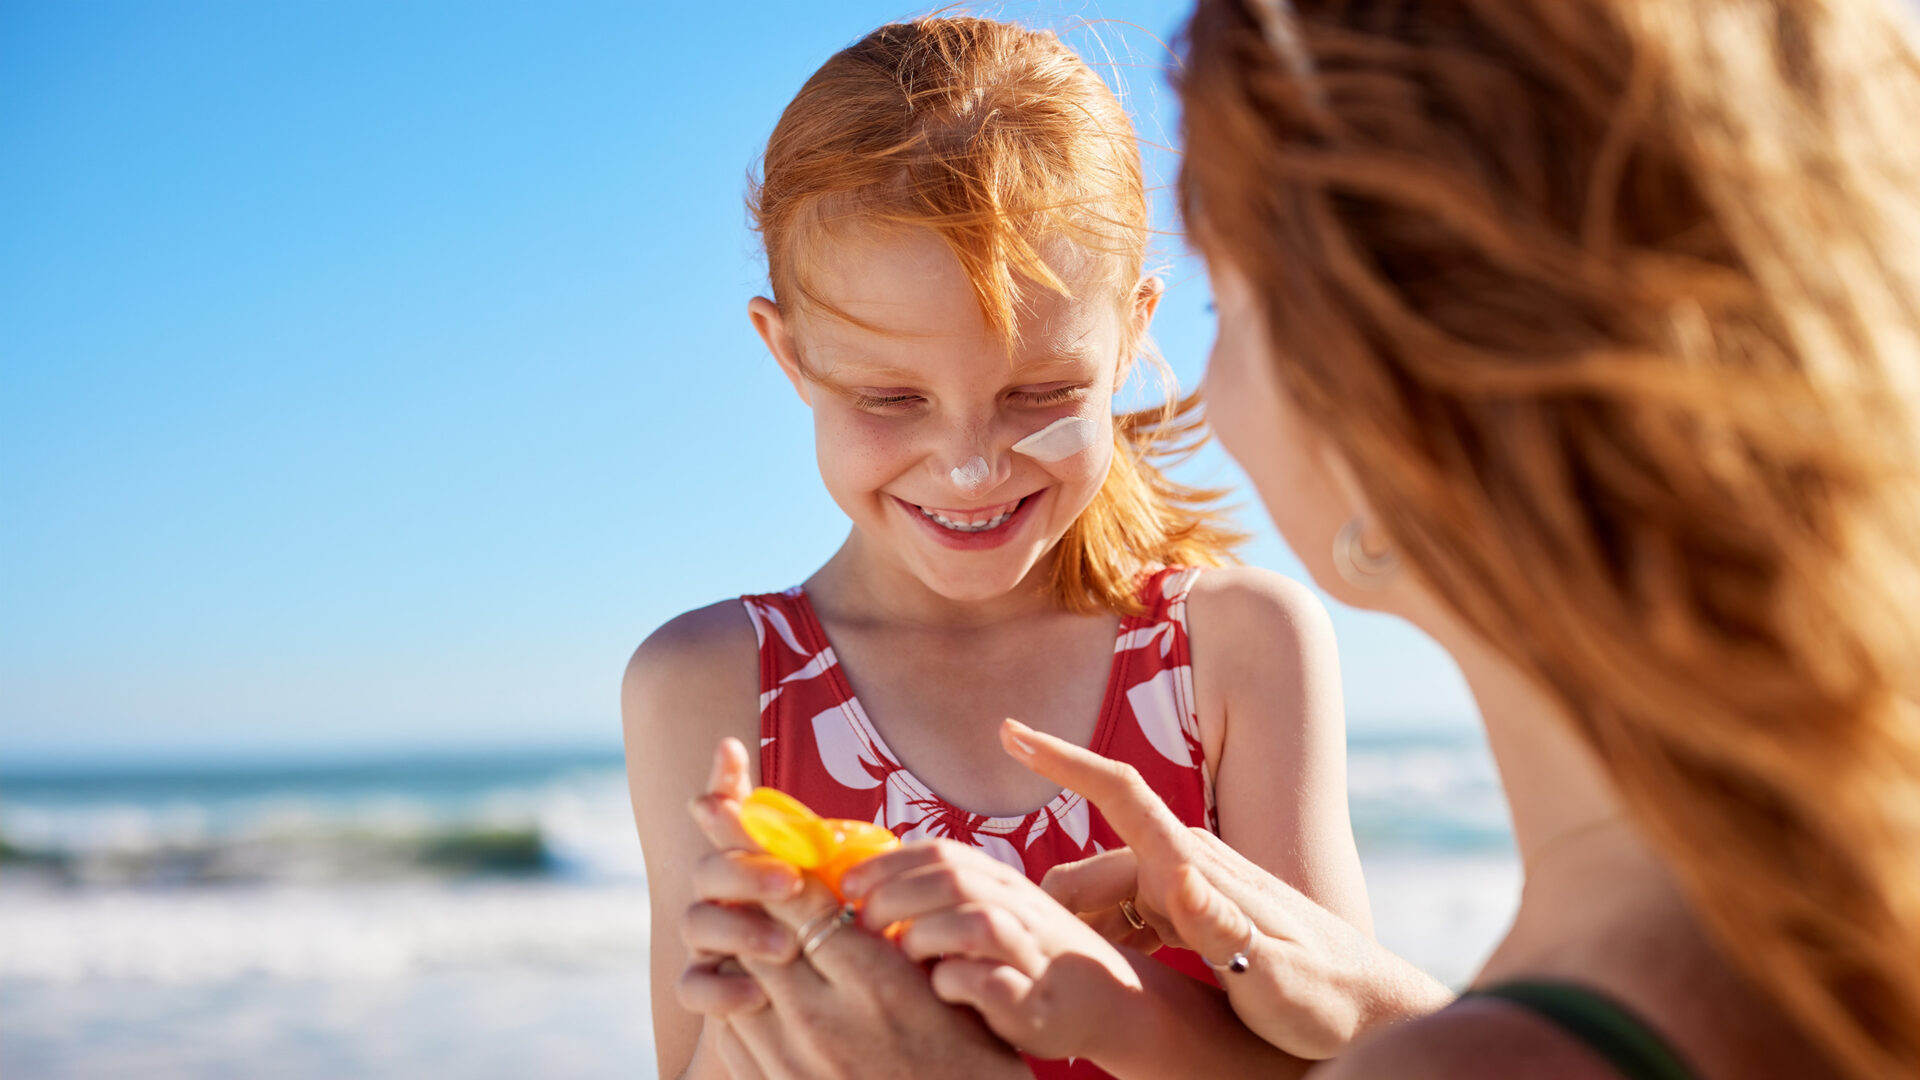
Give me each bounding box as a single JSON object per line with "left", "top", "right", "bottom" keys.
{"left": 625, "top": 598, "right": 760, "bottom": 696}
{"left": 621, "top": 598, "right": 762, "bottom": 780}
{"left": 1180, "top": 565, "right": 1337, "bottom": 673}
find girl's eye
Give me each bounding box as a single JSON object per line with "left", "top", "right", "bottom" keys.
{"left": 852, "top": 392, "right": 922, "bottom": 410}
{"left": 1018, "top": 385, "right": 1086, "bottom": 406}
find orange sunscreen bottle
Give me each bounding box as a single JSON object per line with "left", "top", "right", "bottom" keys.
{"left": 737, "top": 787, "right": 901, "bottom": 900}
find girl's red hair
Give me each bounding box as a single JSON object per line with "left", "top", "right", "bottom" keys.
{"left": 751, "top": 16, "right": 1242, "bottom": 614}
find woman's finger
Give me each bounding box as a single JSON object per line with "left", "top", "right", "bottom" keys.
{"left": 1080, "top": 904, "right": 1169, "bottom": 953}
{"left": 896, "top": 902, "right": 1047, "bottom": 971}
{"left": 1038, "top": 846, "right": 1139, "bottom": 914}
{"left": 682, "top": 900, "right": 797, "bottom": 963}
{"left": 1165, "top": 862, "right": 1263, "bottom": 978}
{"left": 1002, "top": 718, "right": 1195, "bottom": 868}
{"left": 856, "top": 858, "right": 979, "bottom": 930}
{"left": 838, "top": 838, "right": 1017, "bottom": 903}
{"left": 835, "top": 840, "right": 958, "bottom": 902}
{"left": 928, "top": 956, "right": 1035, "bottom": 1032}
{"left": 690, "top": 848, "right": 804, "bottom": 905}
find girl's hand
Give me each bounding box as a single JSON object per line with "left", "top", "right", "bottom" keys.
{"left": 678, "top": 739, "right": 1028, "bottom": 1080}
{"left": 1002, "top": 719, "right": 1454, "bottom": 1061}
{"left": 674, "top": 736, "right": 799, "bottom": 1022}
{"left": 837, "top": 838, "right": 1148, "bottom": 1063}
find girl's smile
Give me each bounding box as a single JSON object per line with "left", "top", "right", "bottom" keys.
{"left": 893, "top": 491, "right": 1045, "bottom": 551}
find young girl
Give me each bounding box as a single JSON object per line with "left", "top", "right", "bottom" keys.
{"left": 624, "top": 16, "right": 1371, "bottom": 1079}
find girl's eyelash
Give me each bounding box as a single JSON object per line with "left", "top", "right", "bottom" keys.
{"left": 1022, "top": 386, "right": 1084, "bottom": 405}
{"left": 851, "top": 386, "right": 1083, "bottom": 409}
{"left": 853, "top": 393, "right": 920, "bottom": 409}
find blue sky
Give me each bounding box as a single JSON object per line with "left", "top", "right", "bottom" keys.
{"left": 0, "top": 1, "right": 1473, "bottom": 766}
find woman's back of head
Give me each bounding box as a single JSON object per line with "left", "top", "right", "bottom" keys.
{"left": 1178, "top": 1, "right": 1920, "bottom": 1075}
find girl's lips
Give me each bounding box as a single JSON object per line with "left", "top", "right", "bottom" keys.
{"left": 892, "top": 491, "right": 1043, "bottom": 551}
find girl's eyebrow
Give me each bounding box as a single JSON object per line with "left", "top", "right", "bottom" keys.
{"left": 821, "top": 354, "right": 1094, "bottom": 386}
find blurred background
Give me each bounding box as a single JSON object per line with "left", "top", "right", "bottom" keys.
{"left": 1, "top": 2, "right": 1514, "bottom": 1076}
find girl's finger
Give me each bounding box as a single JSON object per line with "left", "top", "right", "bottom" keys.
{"left": 690, "top": 849, "right": 804, "bottom": 904}
{"left": 676, "top": 961, "right": 768, "bottom": 1017}
{"left": 681, "top": 900, "right": 797, "bottom": 963}
{"left": 1002, "top": 719, "right": 1196, "bottom": 868}
{"left": 686, "top": 738, "right": 760, "bottom": 853}
{"left": 896, "top": 902, "right": 1046, "bottom": 972}
{"left": 709, "top": 737, "right": 753, "bottom": 802}
{"left": 1038, "top": 846, "right": 1139, "bottom": 914}
{"left": 718, "top": 1015, "right": 779, "bottom": 1080}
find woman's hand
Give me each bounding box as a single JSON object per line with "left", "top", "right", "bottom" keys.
{"left": 835, "top": 837, "right": 1148, "bottom": 1063}
{"left": 1001, "top": 719, "right": 1454, "bottom": 1060}
{"left": 676, "top": 739, "right": 1028, "bottom": 1080}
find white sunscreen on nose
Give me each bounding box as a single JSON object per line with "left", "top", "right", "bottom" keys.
{"left": 949, "top": 455, "right": 991, "bottom": 492}
{"left": 1010, "top": 416, "right": 1099, "bottom": 463}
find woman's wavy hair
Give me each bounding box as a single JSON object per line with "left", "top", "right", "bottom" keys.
{"left": 1179, "top": 0, "right": 1920, "bottom": 1074}
{"left": 751, "top": 15, "right": 1242, "bottom": 615}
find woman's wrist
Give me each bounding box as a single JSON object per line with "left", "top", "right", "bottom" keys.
{"left": 1088, "top": 950, "right": 1311, "bottom": 1080}
{"left": 1356, "top": 948, "right": 1455, "bottom": 1033}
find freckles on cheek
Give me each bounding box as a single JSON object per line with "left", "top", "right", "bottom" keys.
{"left": 818, "top": 411, "right": 913, "bottom": 488}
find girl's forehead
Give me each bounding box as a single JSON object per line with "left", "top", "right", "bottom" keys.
{"left": 792, "top": 227, "right": 1128, "bottom": 371}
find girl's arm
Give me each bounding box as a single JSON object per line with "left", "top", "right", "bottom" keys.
{"left": 1186, "top": 568, "right": 1373, "bottom": 933}
{"left": 622, "top": 600, "right": 765, "bottom": 1080}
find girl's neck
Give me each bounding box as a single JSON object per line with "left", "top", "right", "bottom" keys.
{"left": 809, "top": 528, "right": 1067, "bottom": 631}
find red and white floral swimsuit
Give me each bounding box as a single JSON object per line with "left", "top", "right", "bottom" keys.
{"left": 743, "top": 567, "right": 1219, "bottom": 1080}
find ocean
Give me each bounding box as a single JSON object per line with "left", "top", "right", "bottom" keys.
{"left": 0, "top": 731, "right": 1518, "bottom": 1079}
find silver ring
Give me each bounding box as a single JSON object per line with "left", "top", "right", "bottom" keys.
{"left": 1119, "top": 897, "right": 1148, "bottom": 931}
{"left": 797, "top": 902, "right": 857, "bottom": 961}
{"left": 1202, "top": 920, "right": 1259, "bottom": 975}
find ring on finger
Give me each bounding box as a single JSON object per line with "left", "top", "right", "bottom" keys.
{"left": 1118, "top": 897, "right": 1148, "bottom": 931}
{"left": 797, "top": 902, "right": 858, "bottom": 961}
{"left": 1202, "top": 919, "right": 1259, "bottom": 975}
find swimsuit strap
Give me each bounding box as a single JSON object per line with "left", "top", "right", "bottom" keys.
{"left": 1465, "top": 981, "right": 1696, "bottom": 1080}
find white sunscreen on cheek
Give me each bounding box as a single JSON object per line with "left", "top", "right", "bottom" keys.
{"left": 949, "top": 455, "right": 991, "bottom": 492}
{"left": 1010, "top": 416, "right": 1100, "bottom": 463}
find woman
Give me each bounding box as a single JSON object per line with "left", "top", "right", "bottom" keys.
{"left": 680, "top": 1, "right": 1920, "bottom": 1076}
{"left": 1020, "top": 0, "right": 1920, "bottom": 1076}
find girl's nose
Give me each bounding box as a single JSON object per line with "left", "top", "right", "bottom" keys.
{"left": 937, "top": 423, "right": 1012, "bottom": 498}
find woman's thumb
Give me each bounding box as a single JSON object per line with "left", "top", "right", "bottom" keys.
{"left": 1170, "top": 862, "right": 1256, "bottom": 972}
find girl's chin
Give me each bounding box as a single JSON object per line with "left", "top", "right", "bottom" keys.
{"left": 907, "top": 559, "right": 1048, "bottom": 603}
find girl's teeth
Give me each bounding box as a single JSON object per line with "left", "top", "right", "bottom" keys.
{"left": 920, "top": 506, "right": 1014, "bottom": 532}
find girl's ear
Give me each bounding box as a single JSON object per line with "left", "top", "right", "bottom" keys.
{"left": 1131, "top": 276, "right": 1166, "bottom": 339}
{"left": 747, "top": 296, "right": 812, "bottom": 405}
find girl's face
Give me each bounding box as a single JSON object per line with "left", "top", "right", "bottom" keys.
{"left": 750, "top": 228, "right": 1149, "bottom": 604}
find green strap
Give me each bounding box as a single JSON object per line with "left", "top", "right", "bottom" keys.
{"left": 1466, "top": 981, "right": 1696, "bottom": 1080}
